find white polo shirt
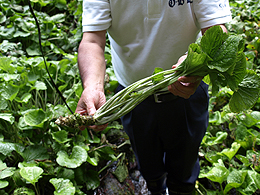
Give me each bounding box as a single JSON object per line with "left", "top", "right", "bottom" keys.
{"left": 82, "top": 0, "right": 232, "bottom": 87}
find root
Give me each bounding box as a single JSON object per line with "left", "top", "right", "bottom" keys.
{"left": 55, "top": 113, "right": 95, "bottom": 128}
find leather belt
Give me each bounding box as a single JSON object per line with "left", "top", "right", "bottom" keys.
{"left": 151, "top": 91, "right": 178, "bottom": 103}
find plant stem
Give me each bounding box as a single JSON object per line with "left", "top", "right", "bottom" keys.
{"left": 98, "top": 153, "right": 123, "bottom": 174}
{"left": 220, "top": 183, "right": 224, "bottom": 194}
{"left": 35, "top": 90, "right": 38, "bottom": 107}
{"left": 55, "top": 69, "right": 184, "bottom": 127}
{"left": 33, "top": 184, "right": 40, "bottom": 195}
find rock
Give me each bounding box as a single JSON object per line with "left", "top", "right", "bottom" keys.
{"left": 94, "top": 170, "right": 151, "bottom": 195}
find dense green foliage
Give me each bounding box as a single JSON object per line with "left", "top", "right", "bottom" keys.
{"left": 0, "top": 0, "right": 259, "bottom": 194}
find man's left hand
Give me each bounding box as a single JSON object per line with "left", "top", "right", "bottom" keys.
{"left": 168, "top": 55, "right": 203, "bottom": 99}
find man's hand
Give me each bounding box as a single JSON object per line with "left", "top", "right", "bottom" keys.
{"left": 75, "top": 88, "right": 108, "bottom": 131}
{"left": 168, "top": 55, "right": 203, "bottom": 99}
{"left": 76, "top": 31, "right": 107, "bottom": 131}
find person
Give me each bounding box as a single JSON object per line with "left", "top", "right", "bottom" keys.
{"left": 76, "top": 1, "right": 232, "bottom": 194}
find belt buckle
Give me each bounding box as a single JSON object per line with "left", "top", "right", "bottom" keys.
{"left": 153, "top": 91, "right": 170, "bottom": 103}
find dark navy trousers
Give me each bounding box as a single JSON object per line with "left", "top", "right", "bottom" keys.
{"left": 116, "top": 81, "right": 209, "bottom": 194}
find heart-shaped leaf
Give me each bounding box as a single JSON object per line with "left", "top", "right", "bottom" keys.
{"left": 50, "top": 178, "right": 75, "bottom": 195}
{"left": 20, "top": 167, "right": 44, "bottom": 185}
{"left": 56, "top": 146, "right": 88, "bottom": 168}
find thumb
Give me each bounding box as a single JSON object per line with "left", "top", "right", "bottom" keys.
{"left": 87, "top": 101, "right": 97, "bottom": 116}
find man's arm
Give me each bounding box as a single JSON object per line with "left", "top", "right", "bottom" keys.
{"left": 78, "top": 31, "right": 107, "bottom": 92}
{"left": 168, "top": 24, "right": 228, "bottom": 99}
{"left": 76, "top": 30, "right": 108, "bottom": 131}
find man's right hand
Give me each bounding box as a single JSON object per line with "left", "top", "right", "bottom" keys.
{"left": 76, "top": 30, "right": 107, "bottom": 131}
{"left": 75, "top": 88, "right": 108, "bottom": 131}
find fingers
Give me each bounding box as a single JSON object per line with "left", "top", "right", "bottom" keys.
{"left": 178, "top": 75, "right": 203, "bottom": 83}
{"left": 79, "top": 123, "right": 108, "bottom": 132}
{"left": 168, "top": 81, "right": 194, "bottom": 99}
{"left": 75, "top": 89, "right": 107, "bottom": 131}
{"left": 89, "top": 123, "right": 108, "bottom": 132}
{"left": 168, "top": 76, "right": 202, "bottom": 99}
{"left": 172, "top": 54, "right": 187, "bottom": 69}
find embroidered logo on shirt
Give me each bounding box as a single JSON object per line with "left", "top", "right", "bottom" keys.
{"left": 219, "top": 3, "right": 227, "bottom": 8}
{"left": 168, "top": 0, "right": 193, "bottom": 8}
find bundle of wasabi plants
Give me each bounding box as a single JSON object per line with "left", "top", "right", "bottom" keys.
{"left": 55, "top": 26, "right": 260, "bottom": 128}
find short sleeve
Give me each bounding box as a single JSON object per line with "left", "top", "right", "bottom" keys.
{"left": 193, "top": 0, "right": 232, "bottom": 29}
{"left": 82, "top": 0, "right": 111, "bottom": 32}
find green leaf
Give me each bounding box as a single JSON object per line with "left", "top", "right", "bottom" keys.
{"left": 251, "top": 111, "right": 260, "bottom": 122}
{"left": 209, "top": 35, "right": 243, "bottom": 72}
{"left": 113, "top": 163, "right": 129, "bottom": 182}
{"left": 0, "top": 73, "right": 19, "bottom": 81}
{"left": 55, "top": 167, "right": 74, "bottom": 180}
{"left": 0, "top": 160, "right": 15, "bottom": 180}
{"left": 238, "top": 171, "right": 260, "bottom": 195}
{"left": 0, "top": 113, "right": 14, "bottom": 124}
{"left": 0, "top": 167, "right": 15, "bottom": 180}
{"left": 239, "top": 69, "right": 260, "bottom": 89}
{"left": 0, "top": 180, "right": 8, "bottom": 189}
{"left": 30, "top": 0, "right": 52, "bottom": 6}
{"left": 34, "top": 81, "right": 47, "bottom": 91}
{"left": 52, "top": 130, "right": 71, "bottom": 144}
{"left": 235, "top": 123, "right": 248, "bottom": 141}
{"left": 15, "top": 93, "right": 32, "bottom": 103}
{"left": 0, "top": 13, "right": 6, "bottom": 24}
{"left": 230, "top": 87, "right": 260, "bottom": 113}
{"left": 209, "top": 111, "right": 222, "bottom": 125}
{"left": 204, "top": 132, "right": 228, "bottom": 146}
{"left": 24, "top": 109, "right": 48, "bottom": 128}
{"left": 200, "top": 25, "right": 226, "bottom": 58}
{"left": 86, "top": 170, "right": 100, "bottom": 190}
{"left": 13, "top": 187, "right": 35, "bottom": 195}
{"left": 0, "top": 160, "right": 7, "bottom": 170}
{"left": 0, "top": 98, "right": 8, "bottom": 110}
{"left": 236, "top": 113, "right": 258, "bottom": 127}
{"left": 26, "top": 46, "right": 41, "bottom": 56}
{"left": 56, "top": 146, "right": 88, "bottom": 168}
{"left": 86, "top": 156, "right": 98, "bottom": 166}
{"left": 225, "top": 52, "right": 247, "bottom": 91}
{"left": 0, "top": 57, "right": 14, "bottom": 73}
{"left": 21, "top": 145, "right": 49, "bottom": 163}
{"left": 152, "top": 67, "right": 164, "bottom": 84}
{"left": 204, "top": 151, "right": 222, "bottom": 164}
{"left": 176, "top": 43, "right": 209, "bottom": 76}
{"left": 1, "top": 83, "right": 19, "bottom": 101}
{"left": 20, "top": 167, "right": 44, "bottom": 185}
{"left": 199, "top": 164, "right": 229, "bottom": 184}
{"left": 229, "top": 70, "right": 260, "bottom": 112}
{"left": 218, "top": 142, "right": 241, "bottom": 160}
{"left": 0, "top": 141, "right": 24, "bottom": 156}
{"left": 49, "top": 178, "right": 75, "bottom": 195}
{"left": 236, "top": 154, "right": 251, "bottom": 167}
{"left": 13, "top": 31, "right": 30, "bottom": 38}
{"left": 49, "top": 14, "right": 65, "bottom": 23}
{"left": 224, "top": 169, "right": 247, "bottom": 194}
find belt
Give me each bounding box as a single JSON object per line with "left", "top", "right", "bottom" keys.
{"left": 151, "top": 91, "right": 178, "bottom": 103}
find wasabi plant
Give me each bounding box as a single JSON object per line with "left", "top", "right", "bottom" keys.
{"left": 55, "top": 26, "right": 260, "bottom": 128}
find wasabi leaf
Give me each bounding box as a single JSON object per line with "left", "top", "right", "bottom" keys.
{"left": 200, "top": 25, "right": 227, "bottom": 58}
{"left": 152, "top": 67, "right": 164, "bottom": 84}
{"left": 209, "top": 35, "right": 243, "bottom": 72}
{"left": 0, "top": 180, "right": 9, "bottom": 189}
{"left": 49, "top": 178, "right": 75, "bottom": 195}
{"left": 224, "top": 52, "right": 247, "bottom": 91}
{"left": 229, "top": 70, "right": 260, "bottom": 112}
{"left": 56, "top": 146, "right": 88, "bottom": 168}
{"left": 20, "top": 167, "right": 44, "bottom": 185}
{"left": 24, "top": 109, "right": 48, "bottom": 128}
